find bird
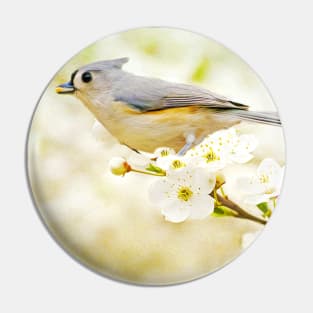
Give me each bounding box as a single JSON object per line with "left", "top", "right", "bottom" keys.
{"left": 56, "top": 57, "right": 281, "bottom": 155}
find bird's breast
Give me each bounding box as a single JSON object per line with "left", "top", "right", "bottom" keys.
{"left": 90, "top": 101, "right": 237, "bottom": 153}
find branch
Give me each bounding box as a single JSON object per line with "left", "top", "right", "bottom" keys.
{"left": 215, "top": 193, "right": 267, "bottom": 225}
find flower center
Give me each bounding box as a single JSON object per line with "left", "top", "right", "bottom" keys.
{"left": 160, "top": 149, "right": 170, "bottom": 157}
{"left": 203, "top": 147, "right": 219, "bottom": 163}
{"left": 177, "top": 186, "right": 193, "bottom": 202}
{"left": 265, "top": 188, "right": 275, "bottom": 194}
{"left": 171, "top": 159, "right": 186, "bottom": 169}
{"left": 259, "top": 174, "right": 269, "bottom": 184}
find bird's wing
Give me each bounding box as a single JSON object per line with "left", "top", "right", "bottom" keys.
{"left": 113, "top": 75, "right": 249, "bottom": 112}
{"left": 160, "top": 94, "right": 249, "bottom": 111}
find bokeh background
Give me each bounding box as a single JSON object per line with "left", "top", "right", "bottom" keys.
{"left": 27, "top": 27, "right": 285, "bottom": 285}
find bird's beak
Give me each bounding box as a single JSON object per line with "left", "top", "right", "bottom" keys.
{"left": 55, "top": 81, "right": 75, "bottom": 94}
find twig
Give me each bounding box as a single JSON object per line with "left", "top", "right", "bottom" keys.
{"left": 214, "top": 193, "right": 267, "bottom": 225}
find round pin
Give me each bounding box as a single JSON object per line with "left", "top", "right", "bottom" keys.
{"left": 27, "top": 27, "right": 285, "bottom": 285}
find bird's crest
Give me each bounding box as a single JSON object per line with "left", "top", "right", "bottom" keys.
{"left": 80, "top": 57, "right": 129, "bottom": 72}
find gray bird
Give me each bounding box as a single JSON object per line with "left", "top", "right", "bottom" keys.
{"left": 56, "top": 57, "right": 281, "bottom": 154}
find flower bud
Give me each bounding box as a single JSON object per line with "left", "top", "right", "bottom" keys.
{"left": 109, "top": 157, "right": 131, "bottom": 176}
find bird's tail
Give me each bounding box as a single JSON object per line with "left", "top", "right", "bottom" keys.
{"left": 228, "top": 110, "right": 281, "bottom": 126}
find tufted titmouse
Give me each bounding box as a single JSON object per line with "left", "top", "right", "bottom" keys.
{"left": 56, "top": 58, "right": 281, "bottom": 154}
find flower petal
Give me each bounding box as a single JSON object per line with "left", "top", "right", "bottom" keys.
{"left": 190, "top": 167, "right": 216, "bottom": 193}
{"left": 257, "top": 158, "right": 284, "bottom": 191}
{"left": 148, "top": 178, "right": 172, "bottom": 205}
{"left": 244, "top": 194, "right": 269, "bottom": 204}
{"left": 229, "top": 153, "right": 254, "bottom": 164}
{"left": 257, "top": 158, "right": 282, "bottom": 179}
{"left": 237, "top": 177, "right": 265, "bottom": 195}
{"left": 155, "top": 155, "right": 174, "bottom": 170}
{"left": 189, "top": 194, "right": 215, "bottom": 219}
{"left": 237, "top": 134, "right": 258, "bottom": 153}
{"left": 161, "top": 200, "right": 190, "bottom": 223}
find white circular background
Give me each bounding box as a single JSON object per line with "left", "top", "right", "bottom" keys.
{"left": 27, "top": 27, "right": 285, "bottom": 285}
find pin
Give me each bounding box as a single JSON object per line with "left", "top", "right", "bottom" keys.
{"left": 27, "top": 27, "right": 285, "bottom": 285}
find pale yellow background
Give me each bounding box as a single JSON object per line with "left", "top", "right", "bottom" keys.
{"left": 27, "top": 28, "right": 285, "bottom": 285}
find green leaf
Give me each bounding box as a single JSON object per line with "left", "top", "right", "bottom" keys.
{"left": 257, "top": 202, "right": 272, "bottom": 218}
{"left": 146, "top": 163, "right": 166, "bottom": 175}
{"left": 211, "top": 205, "right": 237, "bottom": 217}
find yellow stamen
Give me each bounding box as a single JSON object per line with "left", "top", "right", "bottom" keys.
{"left": 259, "top": 174, "right": 269, "bottom": 183}
{"left": 160, "top": 149, "right": 170, "bottom": 157}
{"left": 177, "top": 186, "right": 193, "bottom": 201}
{"left": 171, "top": 159, "right": 186, "bottom": 169}
{"left": 203, "top": 147, "right": 219, "bottom": 163}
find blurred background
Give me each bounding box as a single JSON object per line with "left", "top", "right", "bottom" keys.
{"left": 27, "top": 27, "right": 285, "bottom": 285}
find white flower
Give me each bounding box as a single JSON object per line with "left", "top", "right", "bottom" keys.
{"left": 153, "top": 147, "right": 187, "bottom": 172}
{"left": 226, "top": 133, "right": 258, "bottom": 164}
{"left": 109, "top": 157, "right": 131, "bottom": 176}
{"left": 237, "top": 158, "right": 284, "bottom": 204}
{"left": 186, "top": 128, "right": 257, "bottom": 171}
{"left": 149, "top": 167, "right": 216, "bottom": 223}
{"left": 153, "top": 147, "right": 176, "bottom": 158}
{"left": 186, "top": 133, "right": 227, "bottom": 171}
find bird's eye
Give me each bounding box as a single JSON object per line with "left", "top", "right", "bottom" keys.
{"left": 81, "top": 71, "right": 92, "bottom": 83}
